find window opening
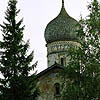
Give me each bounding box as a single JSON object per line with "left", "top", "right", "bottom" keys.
{"left": 61, "top": 57, "right": 64, "bottom": 66}
{"left": 54, "top": 83, "right": 60, "bottom": 96}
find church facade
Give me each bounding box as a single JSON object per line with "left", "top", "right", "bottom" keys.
{"left": 37, "top": 0, "right": 78, "bottom": 100}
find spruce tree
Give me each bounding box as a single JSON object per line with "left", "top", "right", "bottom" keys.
{"left": 0, "top": 0, "right": 39, "bottom": 100}
{"left": 61, "top": 0, "right": 100, "bottom": 100}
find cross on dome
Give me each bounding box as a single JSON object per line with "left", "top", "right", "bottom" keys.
{"left": 62, "top": 0, "right": 64, "bottom": 7}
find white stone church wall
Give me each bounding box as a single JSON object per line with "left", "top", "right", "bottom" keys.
{"left": 47, "top": 41, "right": 78, "bottom": 67}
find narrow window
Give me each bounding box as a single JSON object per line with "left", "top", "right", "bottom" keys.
{"left": 61, "top": 58, "right": 64, "bottom": 66}
{"left": 54, "top": 83, "right": 60, "bottom": 96}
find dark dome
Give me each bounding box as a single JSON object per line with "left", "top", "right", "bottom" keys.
{"left": 44, "top": 1, "right": 77, "bottom": 44}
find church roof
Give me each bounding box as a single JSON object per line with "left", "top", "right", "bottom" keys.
{"left": 44, "top": 0, "right": 78, "bottom": 44}
{"left": 36, "top": 63, "right": 64, "bottom": 79}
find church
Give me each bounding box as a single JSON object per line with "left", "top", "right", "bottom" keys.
{"left": 36, "top": 0, "right": 78, "bottom": 100}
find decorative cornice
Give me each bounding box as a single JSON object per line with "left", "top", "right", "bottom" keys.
{"left": 47, "top": 41, "right": 79, "bottom": 55}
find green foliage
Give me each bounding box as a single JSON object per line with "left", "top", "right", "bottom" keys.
{"left": 0, "top": 0, "right": 39, "bottom": 100}
{"left": 61, "top": 0, "right": 100, "bottom": 100}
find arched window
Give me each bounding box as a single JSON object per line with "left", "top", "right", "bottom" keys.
{"left": 59, "top": 55, "right": 66, "bottom": 66}
{"left": 54, "top": 83, "right": 60, "bottom": 97}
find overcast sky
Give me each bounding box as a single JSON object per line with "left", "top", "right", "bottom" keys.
{"left": 0, "top": 0, "right": 91, "bottom": 73}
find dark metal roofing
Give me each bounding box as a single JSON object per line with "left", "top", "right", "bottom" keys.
{"left": 44, "top": 0, "right": 77, "bottom": 44}
{"left": 36, "top": 63, "right": 64, "bottom": 79}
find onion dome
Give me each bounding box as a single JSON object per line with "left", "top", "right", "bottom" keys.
{"left": 44, "top": 0, "right": 77, "bottom": 44}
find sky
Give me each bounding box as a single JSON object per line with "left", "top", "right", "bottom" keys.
{"left": 0, "top": 0, "right": 91, "bottom": 73}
